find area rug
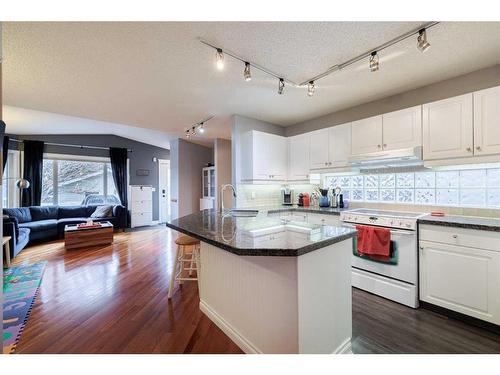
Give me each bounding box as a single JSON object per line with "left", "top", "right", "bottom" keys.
{"left": 3, "top": 261, "right": 47, "bottom": 354}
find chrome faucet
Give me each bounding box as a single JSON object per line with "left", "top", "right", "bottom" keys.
{"left": 220, "top": 184, "right": 237, "bottom": 212}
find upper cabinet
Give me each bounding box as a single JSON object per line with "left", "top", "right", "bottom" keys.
{"left": 474, "top": 86, "right": 500, "bottom": 156}
{"left": 309, "top": 123, "right": 351, "bottom": 170}
{"left": 241, "top": 130, "right": 287, "bottom": 182}
{"left": 351, "top": 107, "right": 423, "bottom": 155}
{"left": 382, "top": 106, "right": 422, "bottom": 151}
{"left": 351, "top": 116, "right": 383, "bottom": 155}
{"left": 288, "top": 133, "right": 310, "bottom": 181}
{"left": 423, "top": 94, "right": 474, "bottom": 160}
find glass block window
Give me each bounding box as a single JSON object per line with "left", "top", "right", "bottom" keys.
{"left": 323, "top": 166, "right": 500, "bottom": 208}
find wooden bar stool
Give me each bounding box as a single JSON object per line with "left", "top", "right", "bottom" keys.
{"left": 168, "top": 235, "right": 201, "bottom": 299}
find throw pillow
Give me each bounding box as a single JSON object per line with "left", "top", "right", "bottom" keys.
{"left": 90, "top": 205, "right": 113, "bottom": 218}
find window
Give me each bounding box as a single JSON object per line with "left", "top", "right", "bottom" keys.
{"left": 42, "top": 156, "right": 120, "bottom": 206}
{"left": 324, "top": 167, "right": 500, "bottom": 209}
{"left": 2, "top": 150, "right": 21, "bottom": 208}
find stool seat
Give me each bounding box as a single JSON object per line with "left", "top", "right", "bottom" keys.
{"left": 175, "top": 235, "right": 200, "bottom": 246}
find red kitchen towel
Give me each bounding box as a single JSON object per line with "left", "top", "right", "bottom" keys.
{"left": 355, "top": 225, "right": 371, "bottom": 254}
{"left": 356, "top": 225, "right": 391, "bottom": 257}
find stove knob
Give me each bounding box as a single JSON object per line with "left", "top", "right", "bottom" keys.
{"left": 399, "top": 221, "right": 404, "bottom": 227}
{"left": 390, "top": 220, "right": 394, "bottom": 226}
{"left": 405, "top": 223, "right": 412, "bottom": 228}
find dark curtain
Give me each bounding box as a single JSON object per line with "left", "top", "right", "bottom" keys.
{"left": 22, "top": 140, "right": 45, "bottom": 207}
{"left": 3, "top": 135, "right": 10, "bottom": 172}
{"left": 109, "top": 147, "right": 128, "bottom": 224}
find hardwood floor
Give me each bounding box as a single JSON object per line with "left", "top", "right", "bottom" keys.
{"left": 11, "top": 226, "right": 500, "bottom": 354}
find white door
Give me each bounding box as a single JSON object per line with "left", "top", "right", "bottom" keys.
{"left": 474, "top": 86, "right": 500, "bottom": 156}
{"left": 288, "top": 134, "right": 310, "bottom": 181}
{"left": 158, "top": 159, "right": 170, "bottom": 223}
{"left": 382, "top": 106, "right": 422, "bottom": 150}
{"left": 419, "top": 241, "right": 500, "bottom": 325}
{"left": 309, "top": 128, "right": 330, "bottom": 169}
{"left": 350, "top": 115, "right": 383, "bottom": 155}
{"left": 328, "top": 123, "right": 351, "bottom": 167}
{"left": 422, "top": 94, "right": 473, "bottom": 160}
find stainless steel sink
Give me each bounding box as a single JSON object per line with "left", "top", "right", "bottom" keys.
{"left": 227, "top": 209, "right": 259, "bottom": 217}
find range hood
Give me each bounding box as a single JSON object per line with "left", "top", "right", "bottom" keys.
{"left": 348, "top": 146, "right": 423, "bottom": 169}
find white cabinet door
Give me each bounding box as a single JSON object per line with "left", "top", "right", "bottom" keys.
{"left": 350, "top": 115, "right": 383, "bottom": 155}
{"left": 328, "top": 123, "right": 351, "bottom": 167}
{"left": 309, "top": 128, "right": 330, "bottom": 169}
{"left": 474, "top": 86, "right": 500, "bottom": 156}
{"left": 241, "top": 131, "right": 287, "bottom": 181}
{"left": 422, "top": 94, "right": 473, "bottom": 160}
{"left": 288, "top": 134, "right": 310, "bottom": 181}
{"left": 269, "top": 134, "right": 287, "bottom": 180}
{"left": 382, "top": 106, "right": 422, "bottom": 150}
{"left": 419, "top": 241, "right": 500, "bottom": 325}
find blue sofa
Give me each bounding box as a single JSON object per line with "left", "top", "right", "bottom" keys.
{"left": 3, "top": 205, "right": 127, "bottom": 259}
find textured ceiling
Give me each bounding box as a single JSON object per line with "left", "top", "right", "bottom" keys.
{"left": 3, "top": 22, "right": 500, "bottom": 147}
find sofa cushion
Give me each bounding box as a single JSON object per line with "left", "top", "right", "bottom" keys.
{"left": 3, "top": 207, "right": 32, "bottom": 223}
{"left": 90, "top": 205, "right": 113, "bottom": 218}
{"left": 85, "top": 205, "right": 98, "bottom": 217}
{"left": 30, "top": 206, "right": 59, "bottom": 221}
{"left": 19, "top": 219, "right": 58, "bottom": 233}
{"left": 18, "top": 227, "right": 31, "bottom": 245}
{"left": 58, "top": 206, "right": 88, "bottom": 219}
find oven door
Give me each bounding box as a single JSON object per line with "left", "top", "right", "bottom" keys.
{"left": 343, "top": 223, "right": 418, "bottom": 284}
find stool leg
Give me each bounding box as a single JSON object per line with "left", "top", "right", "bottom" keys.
{"left": 189, "top": 245, "right": 195, "bottom": 276}
{"left": 168, "top": 244, "right": 180, "bottom": 299}
{"left": 178, "top": 245, "right": 185, "bottom": 285}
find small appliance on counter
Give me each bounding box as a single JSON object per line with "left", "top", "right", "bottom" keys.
{"left": 318, "top": 188, "right": 330, "bottom": 207}
{"left": 281, "top": 187, "right": 294, "bottom": 206}
{"left": 297, "top": 193, "right": 310, "bottom": 207}
{"left": 330, "top": 186, "right": 341, "bottom": 208}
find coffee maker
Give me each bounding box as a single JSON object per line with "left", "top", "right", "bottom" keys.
{"left": 281, "top": 187, "right": 294, "bottom": 206}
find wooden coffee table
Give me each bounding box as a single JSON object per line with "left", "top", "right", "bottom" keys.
{"left": 64, "top": 221, "right": 114, "bottom": 250}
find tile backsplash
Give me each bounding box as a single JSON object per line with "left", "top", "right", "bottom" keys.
{"left": 236, "top": 184, "right": 317, "bottom": 208}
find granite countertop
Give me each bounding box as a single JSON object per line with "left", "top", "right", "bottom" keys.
{"left": 166, "top": 209, "right": 356, "bottom": 257}
{"left": 264, "top": 205, "right": 349, "bottom": 216}
{"left": 418, "top": 214, "right": 500, "bottom": 232}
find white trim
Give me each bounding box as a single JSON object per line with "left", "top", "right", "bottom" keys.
{"left": 333, "top": 337, "right": 353, "bottom": 354}
{"left": 158, "top": 159, "right": 170, "bottom": 223}
{"left": 44, "top": 152, "right": 110, "bottom": 163}
{"left": 199, "top": 300, "right": 261, "bottom": 354}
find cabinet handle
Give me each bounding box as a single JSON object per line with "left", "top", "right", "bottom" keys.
{"left": 324, "top": 162, "right": 328, "bottom": 166}
{"left": 383, "top": 144, "right": 387, "bottom": 148}
{"left": 466, "top": 147, "right": 472, "bottom": 152}
{"left": 476, "top": 146, "right": 482, "bottom": 151}
{"left": 377, "top": 144, "right": 381, "bottom": 149}
{"left": 419, "top": 246, "right": 424, "bottom": 250}
{"left": 452, "top": 234, "right": 458, "bottom": 239}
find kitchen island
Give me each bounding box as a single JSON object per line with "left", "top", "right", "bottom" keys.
{"left": 166, "top": 209, "right": 357, "bottom": 354}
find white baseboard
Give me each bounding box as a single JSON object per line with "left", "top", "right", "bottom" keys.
{"left": 333, "top": 337, "right": 353, "bottom": 354}
{"left": 199, "top": 300, "right": 262, "bottom": 354}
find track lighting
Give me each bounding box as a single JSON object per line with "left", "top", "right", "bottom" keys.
{"left": 198, "top": 122, "right": 205, "bottom": 133}
{"left": 278, "top": 78, "right": 285, "bottom": 95}
{"left": 307, "top": 81, "right": 315, "bottom": 97}
{"left": 369, "top": 51, "right": 379, "bottom": 72}
{"left": 216, "top": 48, "right": 224, "bottom": 70}
{"left": 417, "top": 29, "right": 431, "bottom": 52}
{"left": 185, "top": 129, "right": 191, "bottom": 139}
{"left": 244, "top": 62, "right": 251, "bottom": 82}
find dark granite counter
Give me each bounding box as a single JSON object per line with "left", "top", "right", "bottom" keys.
{"left": 166, "top": 209, "right": 356, "bottom": 256}
{"left": 418, "top": 214, "right": 500, "bottom": 232}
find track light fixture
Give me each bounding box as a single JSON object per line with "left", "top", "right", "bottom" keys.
{"left": 216, "top": 48, "right": 224, "bottom": 70}
{"left": 185, "top": 116, "right": 214, "bottom": 138}
{"left": 369, "top": 51, "right": 379, "bottom": 72}
{"left": 417, "top": 29, "right": 431, "bottom": 52}
{"left": 307, "top": 81, "right": 315, "bottom": 97}
{"left": 185, "top": 129, "right": 191, "bottom": 139}
{"left": 198, "top": 122, "right": 205, "bottom": 133}
{"left": 278, "top": 78, "right": 285, "bottom": 95}
{"left": 244, "top": 62, "right": 252, "bottom": 82}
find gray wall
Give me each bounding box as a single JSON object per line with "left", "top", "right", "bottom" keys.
{"left": 170, "top": 138, "right": 213, "bottom": 219}
{"left": 231, "top": 114, "right": 285, "bottom": 185}
{"left": 6, "top": 133, "right": 170, "bottom": 221}
{"left": 287, "top": 64, "right": 500, "bottom": 136}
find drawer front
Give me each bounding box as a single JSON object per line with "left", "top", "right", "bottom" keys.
{"left": 131, "top": 188, "right": 152, "bottom": 202}
{"left": 419, "top": 240, "right": 500, "bottom": 324}
{"left": 131, "top": 199, "right": 152, "bottom": 213}
{"left": 131, "top": 212, "right": 152, "bottom": 227}
{"left": 419, "top": 224, "right": 500, "bottom": 253}
{"left": 307, "top": 213, "right": 340, "bottom": 226}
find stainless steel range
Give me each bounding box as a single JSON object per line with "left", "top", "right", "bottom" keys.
{"left": 340, "top": 208, "right": 427, "bottom": 308}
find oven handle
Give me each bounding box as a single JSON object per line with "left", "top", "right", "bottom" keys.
{"left": 341, "top": 223, "right": 416, "bottom": 236}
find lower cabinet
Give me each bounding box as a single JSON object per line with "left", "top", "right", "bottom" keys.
{"left": 419, "top": 225, "right": 500, "bottom": 325}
